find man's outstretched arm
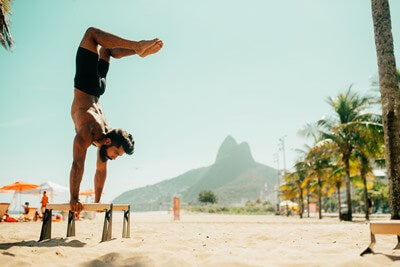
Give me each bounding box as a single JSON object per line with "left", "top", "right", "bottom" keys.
{"left": 94, "top": 149, "right": 107, "bottom": 203}
{"left": 69, "top": 127, "right": 92, "bottom": 212}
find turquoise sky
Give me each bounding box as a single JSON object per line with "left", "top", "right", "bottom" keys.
{"left": 1, "top": 0, "right": 399, "bottom": 206}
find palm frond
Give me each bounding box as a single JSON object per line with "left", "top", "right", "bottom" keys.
{"left": 0, "top": 0, "right": 14, "bottom": 50}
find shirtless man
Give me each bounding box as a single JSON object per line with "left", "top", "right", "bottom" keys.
{"left": 70, "top": 27, "right": 163, "bottom": 212}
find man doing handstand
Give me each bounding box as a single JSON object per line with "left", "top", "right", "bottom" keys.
{"left": 70, "top": 27, "right": 163, "bottom": 212}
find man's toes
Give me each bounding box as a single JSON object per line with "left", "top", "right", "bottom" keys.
{"left": 138, "top": 40, "right": 163, "bottom": 57}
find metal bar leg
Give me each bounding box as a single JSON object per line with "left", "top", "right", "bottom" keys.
{"left": 66, "top": 211, "right": 76, "bottom": 237}
{"left": 360, "top": 233, "right": 376, "bottom": 256}
{"left": 127, "top": 205, "right": 131, "bottom": 238}
{"left": 101, "top": 209, "right": 109, "bottom": 242}
{"left": 107, "top": 204, "right": 113, "bottom": 241}
{"left": 101, "top": 204, "right": 113, "bottom": 242}
{"left": 122, "top": 205, "right": 130, "bottom": 238}
{"left": 122, "top": 210, "right": 127, "bottom": 238}
{"left": 39, "top": 209, "right": 52, "bottom": 242}
{"left": 394, "top": 235, "right": 400, "bottom": 250}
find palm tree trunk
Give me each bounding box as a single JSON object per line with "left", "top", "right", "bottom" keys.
{"left": 318, "top": 175, "right": 322, "bottom": 219}
{"left": 362, "top": 171, "right": 369, "bottom": 220}
{"left": 299, "top": 187, "right": 304, "bottom": 219}
{"left": 344, "top": 155, "right": 353, "bottom": 221}
{"left": 337, "top": 183, "right": 342, "bottom": 220}
{"left": 371, "top": 0, "right": 400, "bottom": 220}
{"left": 307, "top": 183, "right": 310, "bottom": 218}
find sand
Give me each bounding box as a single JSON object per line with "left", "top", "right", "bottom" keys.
{"left": 0, "top": 211, "right": 399, "bottom": 267}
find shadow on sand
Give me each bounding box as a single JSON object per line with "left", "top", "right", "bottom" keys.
{"left": 83, "top": 252, "right": 154, "bottom": 267}
{"left": 0, "top": 238, "right": 86, "bottom": 250}
{"left": 372, "top": 253, "right": 400, "bottom": 261}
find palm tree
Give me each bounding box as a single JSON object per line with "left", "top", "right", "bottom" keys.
{"left": 353, "top": 125, "right": 384, "bottom": 220}
{"left": 305, "top": 179, "right": 312, "bottom": 218}
{"left": 0, "top": 0, "right": 14, "bottom": 50}
{"left": 298, "top": 123, "right": 333, "bottom": 219}
{"left": 324, "top": 163, "right": 345, "bottom": 219}
{"left": 280, "top": 176, "right": 298, "bottom": 216}
{"left": 318, "top": 88, "right": 377, "bottom": 221}
{"left": 304, "top": 144, "right": 332, "bottom": 219}
{"left": 371, "top": 0, "right": 400, "bottom": 219}
{"left": 370, "top": 69, "right": 400, "bottom": 105}
{"left": 290, "top": 160, "right": 309, "bottom": 218}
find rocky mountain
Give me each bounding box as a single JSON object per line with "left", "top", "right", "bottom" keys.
{"left": 113, "top": 136, "right": 278, "bottom": 211}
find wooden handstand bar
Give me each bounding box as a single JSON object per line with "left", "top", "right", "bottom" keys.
{"left": 360, "top": 220, "right": 400, "bottom": 256}
{"left": 39, "top": 203, "right": 131, "bottom": 243}
{"left": 46, "top": 203, "right": 129, "bottom": 211}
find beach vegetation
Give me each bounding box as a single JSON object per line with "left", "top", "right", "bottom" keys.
{"left": 183, "top": 200, "right": 275, "bottom": 215}
{"left": 198, "top": 190, "right": 218, "bottom": 204}
{"left": 317, "top": 88, "right": 380, "bottom": 221}
{"left": 283, "top": 88, "right": 384, "bottom": 221}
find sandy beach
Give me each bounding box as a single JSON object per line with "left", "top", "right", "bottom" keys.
{"left": 0, "top": 212, "right": 399, "bottom": 267}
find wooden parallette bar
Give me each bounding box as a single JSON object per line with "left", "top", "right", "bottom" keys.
{"left": 39, "top": 203, "right": 131, "bottom": 243}
{"left": 361, "top": 220, "right": 400, "bottom": 256}
{"left": 370, "top": 220, "right": 400, "bottom": 235}
{"left": 46, "top": 203, "right": 129, "bottom": 212}
{"left": 45, "top": 203, "right": 123, "bottom": 212}
{"left": 113, "top": 204, "right": 130, "bottom": 211}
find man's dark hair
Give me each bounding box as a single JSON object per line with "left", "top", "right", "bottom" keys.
{"left": 105, "top": 129, "right": 135, "bottom": 155}
{"left": 43, "top": 191, "right": 46, "bottom": 194}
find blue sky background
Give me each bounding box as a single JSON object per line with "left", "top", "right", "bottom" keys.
{"left": 0, "top": 0, "right": 399, "bottom": 209}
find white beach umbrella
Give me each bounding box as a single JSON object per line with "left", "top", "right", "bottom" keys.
{"left": 22, "top": 181, "right": 69, "bottom": 202}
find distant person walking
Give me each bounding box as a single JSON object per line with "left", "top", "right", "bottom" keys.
{"left": 41, "top": 191, "right": 49, "bottom": 214}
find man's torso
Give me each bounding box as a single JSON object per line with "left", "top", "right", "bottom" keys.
{"left": 71, "top": 89, "right": 112, "bottom": 145}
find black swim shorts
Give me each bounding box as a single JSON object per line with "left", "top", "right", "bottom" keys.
{"left": 74, "top": 47, "right": 110, "bottom": 98}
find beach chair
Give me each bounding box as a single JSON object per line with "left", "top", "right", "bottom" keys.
{"left": 21, "top": 208, "right": 37, "bottom": 221}
{"left": 0, "top": 203, "right": 10, "bottom": 222}
{"left": 361, "top": 220, "right": 400, "bottom": 256}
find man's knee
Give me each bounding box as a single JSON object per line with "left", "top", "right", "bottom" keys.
{"left": 80, "top": 27, "right": 100, "bottom": 52}
{"left": 83, "top": 27, "right": 98, "bottom": 40}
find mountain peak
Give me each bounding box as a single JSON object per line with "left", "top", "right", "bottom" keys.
{"left": 221, "top": 135, "right": 237, "bottom": 148}
{"left": 114, "top": 135, "right": 277, "bottom": 210}
{"left": 215, "top": 136, "right": 254, "bottom": 163}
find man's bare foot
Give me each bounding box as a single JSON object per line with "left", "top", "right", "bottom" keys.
{"left": 135, "top": 39, "right": 159, "bottom": 55}
{"left": 138, "top": 40, "right": 163, "bottom": 58}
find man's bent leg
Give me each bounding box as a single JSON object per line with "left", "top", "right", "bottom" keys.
{"left": 80, "top": 27, "right": 157, "bottom": 56}
{"left": 99, "top": 47, "right": 111, "bottom": 62}
{"left": 110, "top": 48, "right": 138, "bottom": 59}
{"left": 100, "top": 47, "right": 139, "bottom": 60}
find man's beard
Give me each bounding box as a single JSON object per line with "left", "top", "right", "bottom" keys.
{"left": 99, "top": 145, "right": 112, "bottom": 162}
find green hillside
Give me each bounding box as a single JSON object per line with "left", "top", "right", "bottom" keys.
{"left": 113, "top": 136, "right": 278, "bottom": 211}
